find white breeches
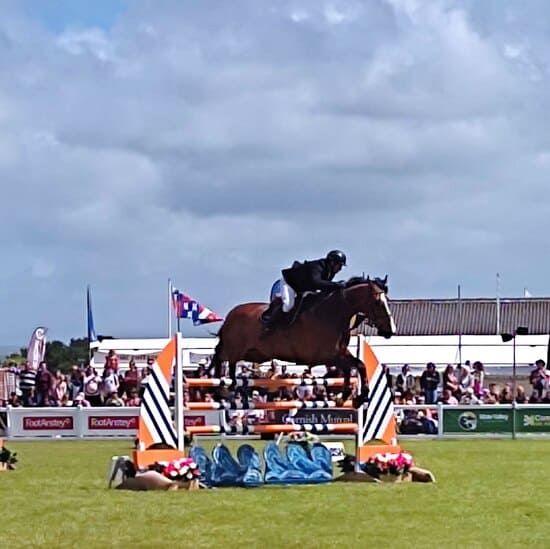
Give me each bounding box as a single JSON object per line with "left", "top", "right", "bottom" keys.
{"left": 280, "top": 278, "right": 296, "bottom": 312}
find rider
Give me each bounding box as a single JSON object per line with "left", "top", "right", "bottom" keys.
{"left": 261, "top": 250, "right": 347, "bottom": 330}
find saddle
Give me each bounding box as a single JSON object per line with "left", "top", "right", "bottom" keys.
{"left": 270, "top": 291, "right": 328, "bottom": 330}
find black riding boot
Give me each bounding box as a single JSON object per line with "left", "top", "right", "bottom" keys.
{"left": 261, "top": 299, "right": 283, "bottom": 331}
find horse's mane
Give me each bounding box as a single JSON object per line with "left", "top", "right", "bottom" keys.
{"left": 344, "top": 275, "right": 388, "bottom": 293}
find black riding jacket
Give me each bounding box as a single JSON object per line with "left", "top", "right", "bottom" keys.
{"left": 282, "top": 258, "right": 340, "bottom": 293}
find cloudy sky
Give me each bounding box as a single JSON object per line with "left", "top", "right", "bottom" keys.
{"left": 1, "top": 0, "right": 550, "bottom": 345}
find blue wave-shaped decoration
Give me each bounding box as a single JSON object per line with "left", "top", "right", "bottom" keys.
{"left": 190, "top": 446, "right": 213, "bottom": 487}
{"left": 237, "top": 444, "right": 263, "bottom": 487}
{"left": 263, "top": 442, "right": 310, "bottom": 484}
{"left": 212, "top": 444, "right": 245, "bottom": 487}
{"left": 286, "top": 443, "right": 332, "bottom": 483}
{"left": 310, "top": 443, "right": 333, "bottom": 476}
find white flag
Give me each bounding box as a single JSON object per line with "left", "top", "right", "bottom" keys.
{"left": 27, "top": 327, "right": 48, "bottom": 369}
{"left": 524, "top": 288, "right": 532, "bottom": 298}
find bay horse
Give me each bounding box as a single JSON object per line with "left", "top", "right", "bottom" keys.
{"left": 210, "top": 276, "right": 396, "bottom": 404}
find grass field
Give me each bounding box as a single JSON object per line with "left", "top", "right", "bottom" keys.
{"left": 1, "top": 438, "right": 549, "bottom": 548}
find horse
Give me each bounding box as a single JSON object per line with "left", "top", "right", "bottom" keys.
{"left": 210, "top": 276, "right": 396, "bottom": 404}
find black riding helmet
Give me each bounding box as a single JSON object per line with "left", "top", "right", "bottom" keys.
{"left": 326, "top": 250, "right": 347, "bottom": 266}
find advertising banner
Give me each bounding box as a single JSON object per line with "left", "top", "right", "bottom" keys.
{"left": 272, "top": 408, "right": 357, "bottom": 425}
{"left": 183, "top": 411, "right": 221, "bottom": 428}
{"left": 9, "top": 408, "right": 78, "bottom": 437}
{"left": 81, "top": 407, "right": 139, "bottom": 437}
{"left": 515, "top": 407, "right": 550, "bottom": 433}
{"left": 443, "top": 406, "right": 513, "bottom": 434}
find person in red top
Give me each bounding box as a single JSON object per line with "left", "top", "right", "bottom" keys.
{"left": 123, "top": 359, "right": 139, "bottom": 395}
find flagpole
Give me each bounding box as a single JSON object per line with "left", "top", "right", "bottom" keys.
{"left": 175, "top": 332, "right": 184, "bottom": 451}
{"left": 496, "top": 273, "right": 501, "bottom": 335}
{"left": 168, "top": 278, "right": 172, "bottom": 337}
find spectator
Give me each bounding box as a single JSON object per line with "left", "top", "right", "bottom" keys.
{"left": 125, "top": 388, "right": 141, "bottom": 407}
{"left": 84, "top": 366, "right": 103, "bottom": 406}
{"left": 516, "top": 385, "right": 527, "bottom": 404}
{"left": 8, "top": 391, "right": 21, "bottom": 407}
{"left": 54, "top": 371, "right": 68, "bottom": 405}
{"left": 104, "top": 350, "right": 119, "bottom": 373}
{"left": 442, "top": 364, "right": 460, "bottom": 396}
{"left": 529, "top": 359, "right": 547, "bottom": 399}
{"left": 459, "top": 365, "right": 473, "bottom": 393}
{"left": 395, "top": 364, "right": 416, "bottom": 394}
{"left": 102, "top": 367, "right": 119, "bottom": 401}
{"left": 381, "top": 364, "right": 394, "bottom": 392}
{"left": 420, "top": 363, "right": 440, "bottom": 404}
{"left": 105, "top": 391, "right": 125, "bottom": 406}
{"left": 19, "top": 362, "right": 36, "bottom": 406}
{"left": 35, "top": 361, "right": 55, "bottom": 406}
{"left": 440, "top": 389, "right": 458, "bottom": 405}
{"left": 59, "top": 393, "right": 73, "bottom": 407}
{"left": 73, "top": 392, "right": 91, "bottom": 407}
{"left": 139, "top": 359, "right": 152, "bottom": 398}
{"left": 69, "top": 365, "right": 84, "bottom": 401}
{"left": 123, "top": 359, "right": 140, "bottom": 395}
{"left": 472, "top": 361, "right": 485, "bottom": 397}
{"left": 488, "top": 383, "right": 500, "bottom": 402}
{"left": 460, "top": 387, "right": 481, "bottom": 405}
{"left": 499, "top": 385, "right": 513, "bottom": 404}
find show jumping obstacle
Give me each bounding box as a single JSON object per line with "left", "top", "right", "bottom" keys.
{"left": 185, "top": 377, "right": 357, "bottom": 388}
{"left": 133, "top": 334, "right": 402, "bottom": 473}
{"left": 185, "top": 400, "right": 354, "bottom": 410}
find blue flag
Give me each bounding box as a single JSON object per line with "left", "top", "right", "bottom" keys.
{"left": 87, "top": 285, "right": 97, "bottom": 343}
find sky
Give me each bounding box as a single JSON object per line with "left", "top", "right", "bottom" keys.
{"left": 2, "top": 0, "right": 550, "bottom": 345}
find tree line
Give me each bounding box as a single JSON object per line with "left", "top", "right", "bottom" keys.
{"left": 3, "top": 338, "right": 90, "bottom": 373}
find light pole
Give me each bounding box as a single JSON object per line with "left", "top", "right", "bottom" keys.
{"left": 501, "top": 326, "right": 528, "bottom": 440}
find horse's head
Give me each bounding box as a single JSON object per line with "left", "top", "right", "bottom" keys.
{"left": 344, "top": 275, "right": 396, "bottom": 338}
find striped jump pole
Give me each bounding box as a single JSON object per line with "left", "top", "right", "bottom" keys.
{"left": 184, "top": 400, "right": 354, "bottom": 410}
{"left": 186, "top": 423, "right": 359, "bottom": 435}
{"left": 185, "top": 377, "right": 357, "bottom": 389}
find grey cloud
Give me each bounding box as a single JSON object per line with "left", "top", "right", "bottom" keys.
{"left": 1, "top": 0, "right": 550, "bottom": 343}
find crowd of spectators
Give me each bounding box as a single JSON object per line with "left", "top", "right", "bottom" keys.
{"left": 4, "top": 351, "right": 550, "bottom": 414}
{"left": 4, "top": 351, "right": 151, "bottom": 408}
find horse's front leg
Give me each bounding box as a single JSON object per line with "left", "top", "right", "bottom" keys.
{"left": 336, "top": 353, "right": 368, "bottom": 408}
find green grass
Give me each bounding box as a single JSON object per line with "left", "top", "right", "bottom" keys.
{"left": 2, "top": 439, "right": 550, "bottom": 548}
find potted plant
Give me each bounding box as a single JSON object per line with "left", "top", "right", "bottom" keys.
{"left": 0, "top": 443, "right": 18, "bottom": 471}
{"left": 151, "top": 457, "right": 201, "bottom": 490}
{"left": 362, "top": 451, "right": 414, "bottom": 482}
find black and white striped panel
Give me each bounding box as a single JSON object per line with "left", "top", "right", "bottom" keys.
{"left": 142, "top": 361, "right": 177, "bottom": 448}
{"left": 361, "top": 364, "right": 393, "bottom": 444}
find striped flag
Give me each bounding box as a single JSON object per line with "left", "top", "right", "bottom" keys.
{"left": 171, "top": 288, "right": 223, "bottom": 326}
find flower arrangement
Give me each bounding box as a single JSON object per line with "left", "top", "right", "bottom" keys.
{"left": 0, "top": 444, "right": 18, "bottom": 470}
{"left": 363, "top": 451, "right": 414, "bottom": 479}
{"left": 285, "top": 432, "right": 320, "bottom": 445}
{"left": 153, "top": 458, "right": 201, "bottom": 482}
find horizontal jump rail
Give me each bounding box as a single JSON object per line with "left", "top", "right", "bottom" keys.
{"left": 185, "top": 377, "right": 358, "bottom": 388}
{"left": 185, "top": 422, "right": 358, "bottom": 435}
{"left": 184, "top": 400, "right": 354, "bottom": 410}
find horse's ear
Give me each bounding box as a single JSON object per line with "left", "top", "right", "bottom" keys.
{"left": 383, "top": 274, "right": 388, "bottom": 284}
